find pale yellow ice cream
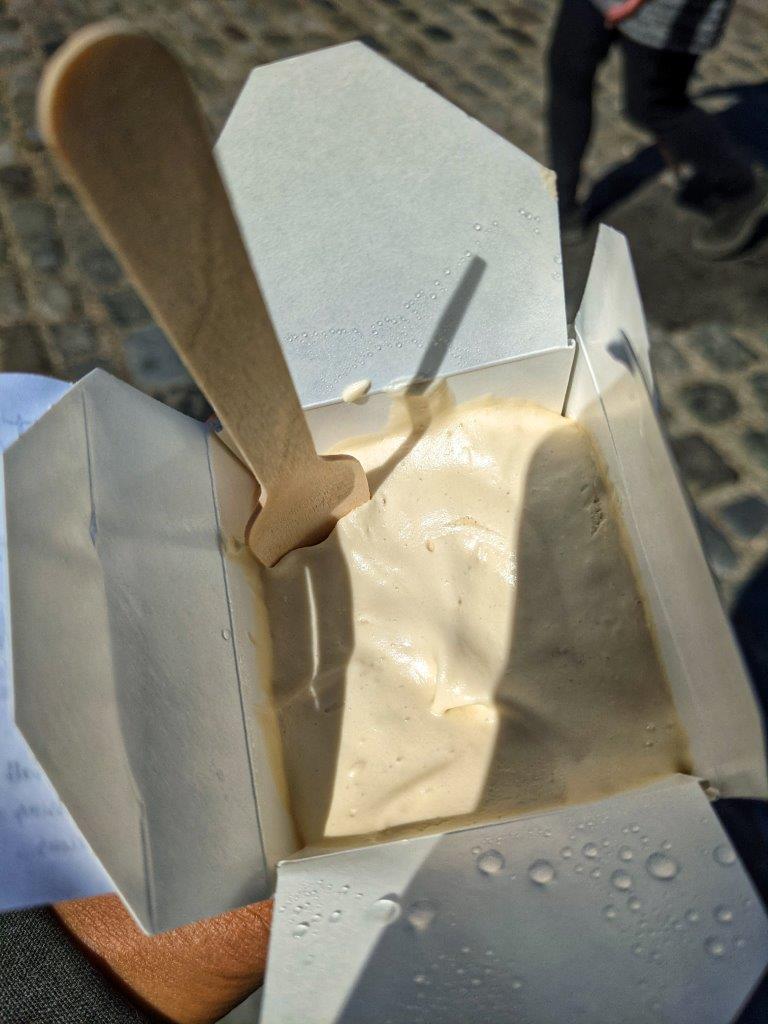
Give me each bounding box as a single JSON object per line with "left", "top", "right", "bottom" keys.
{"left": 257, "top": 387, "right": 689, "bottom": 845}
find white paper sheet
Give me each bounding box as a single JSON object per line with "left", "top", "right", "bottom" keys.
{"left": 0, "top": 373, "right": 111, "bottom": 909}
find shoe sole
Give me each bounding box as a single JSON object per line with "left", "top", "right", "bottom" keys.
{"left": 693, "top": 186, "right": 768, "bottom": 260}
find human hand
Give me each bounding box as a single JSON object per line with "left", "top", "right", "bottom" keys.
{"left": 604, "top": 0, "right": 649, "bottom": 27}
{"left": 54, "top": 893, "right": 272, "bottom": 1023}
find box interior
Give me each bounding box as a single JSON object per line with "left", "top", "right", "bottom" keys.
{"left": 212, "top": 231, "right": 766, "bottom": 871}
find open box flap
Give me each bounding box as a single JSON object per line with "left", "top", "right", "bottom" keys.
{"left": 216, "top": 41, "right": 568, "bottom": 409}
{"left": 0, "top": 373, "right": 112, "bottom": 910}
{"left": 3, "top": 371, "right": 274, "bottom": 932}
{"left": 567, "top": 226, "right": 767, "bottom": 797}
{"left": 263, "top": 776, "right": 768, "bottom": 1024}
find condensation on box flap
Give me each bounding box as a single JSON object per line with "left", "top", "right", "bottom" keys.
{"left": 262, "top": 775, "right": 768, "bottom": 1024}
{"left": 567, "top": 226, "right": 767, "bottom": 798}
{"left": 3, "top": 370, "right": 276, "bottom": 932}
{"left": 216, "top": 42, "right": 568, "bottom": 409}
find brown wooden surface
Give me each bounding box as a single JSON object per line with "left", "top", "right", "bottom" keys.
{"left": 39, "top": 23, "right": 368, "bottom": 565}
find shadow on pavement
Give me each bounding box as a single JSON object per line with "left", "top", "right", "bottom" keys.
{"left": 582, "top": 80, "right": 768, "bottom": 224}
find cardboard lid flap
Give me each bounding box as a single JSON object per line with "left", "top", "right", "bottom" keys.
{"left": 5, "top": 371, "right": 271, "bottom": 931}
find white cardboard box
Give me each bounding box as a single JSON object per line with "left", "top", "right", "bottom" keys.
{"left": 2, "top": 42, "right": 768, "bottom": 1023}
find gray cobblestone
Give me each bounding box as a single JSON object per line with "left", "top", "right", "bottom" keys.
{"left": 688, "top": 323, "right": 757, "bottom": 373}
{"left": 0, "top": 163, "right": 33, "bottom": 197}
{"left": 750, "top": 372, "right": 768, "bottom": 414}
{"left": 743, "top": 431, "right": 768, "bottom": 473}
{"left": 0, "top": 31, "right": 27, "bottom": 68}
{"left": 8, "top": 199, "right": 62, "bottom": 272}
{"left": 76, "top": 244, "right": 122, "bottom": 286}
{"left": 720, "top": 496, "right": 768, "bottom": 540}
{"left": 7, "top": 68, "right": 43, "bottom": 150}
{"left": 50, "top": 320, "right": 98, "bottom": 360}
{"left": 123, "top": 325, "right": 192, "bottom": 392}
{"left": 697, "top": 514, "right": 738, "bottom": 577}
{"left": 0, "top": 267, "right": 24, "bottom": 321}
{"left": 649, "top": 335, "right": 688, "bottom": 375}
{"left": 101, "top": 287, "right": 150, "bottom": 328}
{"left": 0, "top": 321, "right": 47, "bottom": 372}
{"left": 670, "top": 434, "right": 738, "bottom": 493}
{"left": 680, "top": 382, "right": 739, "bottom": 424}
{"left": 0, "top": 140, "right": 17, "bottom": 168}
{"left": 28, "top": 276, "right": 76, "bottom": 322}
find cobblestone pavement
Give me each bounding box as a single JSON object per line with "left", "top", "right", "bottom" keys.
{"left": 0, "top": 0, "right": 766, "bottom": 603}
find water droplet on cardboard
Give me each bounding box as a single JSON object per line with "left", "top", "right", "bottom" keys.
{"left": 714, "top": 844, "right": 736, "bottom": 866}
{"left": 528, "top": 860, "right": 555, "bottom": 885}
{"left": 705, "top": 937, "right": 726, "bottom": 958}
{"left": 477, "top": 850, "right": 505, "bottom": 876}
{"left": 407, "top": 900, "right": 437, "bottom": 932}
{"left": 611, "top": 870, "right": 633, "bottom": 891}
{"left": 646, "top": 852, "right": 680, "bottom": 881}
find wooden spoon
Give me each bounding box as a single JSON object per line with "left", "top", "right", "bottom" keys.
{"left": 38, "top": 23, "right": 369, "bottom": 567}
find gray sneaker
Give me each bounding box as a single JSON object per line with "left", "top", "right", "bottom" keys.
{"left": 693, "top": 167, "right": 768, "bottom": 259}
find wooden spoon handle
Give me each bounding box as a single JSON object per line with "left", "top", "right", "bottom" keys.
{"left": 39, "top": 23, "right": 317, "bottom": 498}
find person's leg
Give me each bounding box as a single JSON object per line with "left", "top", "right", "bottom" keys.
{"left": 547, "top": 0, "right": 614, "bottom": 219}
{"left": 620, "top": 37, "right": 768, "bottom": 257}
{"left": 620, "top": 37, "right": 754, "bottom": 198}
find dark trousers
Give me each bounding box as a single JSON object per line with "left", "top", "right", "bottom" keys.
{"left": 547, "top": 0, "right": 754, "bottom": 213}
